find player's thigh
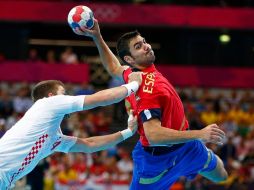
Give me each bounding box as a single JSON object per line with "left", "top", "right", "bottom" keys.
{"left": 199, "top": 155, "right": 228, "bottom": 183}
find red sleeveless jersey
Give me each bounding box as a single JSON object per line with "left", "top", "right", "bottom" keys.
{"left": 123, "top": 64, "right": 189, "bottom": 146}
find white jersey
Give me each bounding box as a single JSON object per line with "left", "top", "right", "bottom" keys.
{"left": 0, "top": 95, "right": 85, "bottom": 189}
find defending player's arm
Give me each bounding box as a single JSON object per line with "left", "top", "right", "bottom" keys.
{"left": 143, "top": 119, "right": 225, "bottom": 146}
{"left": 82, "top": 72, "right": 141, "bottom": 110}
{"left": 75, "top": 19, "right": 126, "bottom": 79}
{"left": 69, "top": 111, "right": 137, "bottom": 153}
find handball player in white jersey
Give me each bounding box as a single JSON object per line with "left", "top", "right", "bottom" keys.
{"left": 0, "top": 74, "right": 142, "bottom": 189}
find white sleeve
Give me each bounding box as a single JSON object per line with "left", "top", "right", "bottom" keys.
{"left": 44, "top": 95, "right": 85, "bottom": 115}
{"left": 55, "top": 135, "right": 78, "bottom": 153}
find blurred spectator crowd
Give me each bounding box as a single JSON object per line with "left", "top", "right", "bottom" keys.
{"left": 0, "top": 47, "right": 95, "bottom": 65}
{"left": 1, "top": 1, "right": 254, "bottom": 189}
{"left": 27, "top": 48, "right": 81, "bottom": 65}
{"left": 176, "top": 87, "right": 254, "bottom": 190}
{"left": 0, "top": 81, "right": 254, "bottom": 190}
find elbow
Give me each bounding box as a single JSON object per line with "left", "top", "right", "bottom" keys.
{"left": 85, "top": 141, "right": 107, "bottom": 154}
{"left": 83, "top": 141, "right": 97, "bottom": 153}
{"left": 110, "top": 66, "right": 121, "bottom": 77}
{"left": 75, "top": 138, "right": 99, "bottom": 153}
{"left": 143, "top": 121, "right": 163, "bottom": 145}
{"left": 83, "top": 144, "right": 98, "bottom": 153}
{"left": 146, "top": 133, "right": 160, "bottom": 145}
{"left": 148, "top": 139, "right": 159, "bottom": 146}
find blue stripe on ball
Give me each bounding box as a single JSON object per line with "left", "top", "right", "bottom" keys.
{"left": 71, "top": 22, "right": 80, "bottom": 29}
{"left": 86, "top": 19, "right": 93, "bottom": 28}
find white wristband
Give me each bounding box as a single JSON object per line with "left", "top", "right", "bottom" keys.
{"left": 121, "top": 81, "right": 139, "bottom": 96}
{"left": 120, "top": 128, "right": 133, "bottom": 140}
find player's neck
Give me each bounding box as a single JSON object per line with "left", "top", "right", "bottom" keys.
{"left": 135, "top": 63, "right": 154, "bottom": 71}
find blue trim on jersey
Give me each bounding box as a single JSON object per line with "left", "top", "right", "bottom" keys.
{"left": 140, "top": 108, "right": 161, "bottom": 123}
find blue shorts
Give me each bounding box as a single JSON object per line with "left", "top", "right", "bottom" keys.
{"left": 130, "top": 140, "right": 217, "bottom": 190}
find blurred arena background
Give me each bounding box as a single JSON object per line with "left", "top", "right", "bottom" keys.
{"left": 0, "top": 0, "right": 254, "bottom": 190}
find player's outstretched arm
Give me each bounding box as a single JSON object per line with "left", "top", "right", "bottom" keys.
{"left": 83, "top": 72, "right": 142, "bottom": 110}
{"left": 69, "top": 111, "right": 137, "bottom": 153}
{"left": 143, "top": 119, "right": 225, "bottom": 146}
{"left": 75, "top": 19, "right": 127, "bottom": 79}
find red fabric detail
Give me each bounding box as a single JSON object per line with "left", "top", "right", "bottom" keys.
{"left": 123, "top": 65, "right": 188, "bottom": 146}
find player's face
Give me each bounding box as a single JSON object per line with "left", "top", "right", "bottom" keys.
{"left": 56, "top": 85, "right": 66, "bottom": 95}
{"left": 128, "top": 35, "right": 155, "bottom": 69}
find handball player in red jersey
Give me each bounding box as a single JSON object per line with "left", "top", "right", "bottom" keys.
{"left": 75, "top": 19, "right": 228, "bottom": 190}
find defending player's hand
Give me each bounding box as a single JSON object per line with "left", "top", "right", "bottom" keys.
{"left": 74, "top": 19, "right": 101, "bottom": 39}
{"left": 127, "top": 110, "right": 138, "bottom": 134}
{"left": 128, "top": 72, "right": 143, "bottom": 86}
{"left": 200, "top": 124, "right": 225, "bottom": 145}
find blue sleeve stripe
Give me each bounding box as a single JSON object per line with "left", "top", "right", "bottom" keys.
{"left": 140, "top": 108, "right": 161, "bottom": 123}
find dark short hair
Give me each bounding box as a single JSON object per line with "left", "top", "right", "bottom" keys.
{"left": 116, "top": 31, "right": 140, "bottom": 65}
{"left": 31, "top": 80, "right": 64, "bottom": 102}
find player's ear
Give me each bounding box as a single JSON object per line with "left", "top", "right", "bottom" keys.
{"left": 48, "top": 92, "right": 54, "bottom": 97}
{"left": 124, "top": 55, "right": 134, "bottom": 66}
